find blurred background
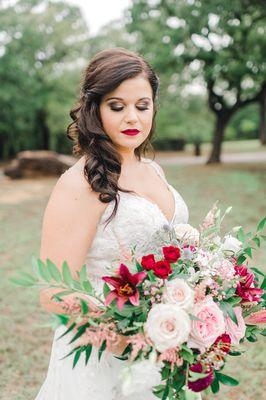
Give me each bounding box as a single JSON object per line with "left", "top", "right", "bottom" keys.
{"left": 0, "top": 0, "right": 265, "bottom": 399}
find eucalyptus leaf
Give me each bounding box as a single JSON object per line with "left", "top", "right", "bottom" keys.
{"left": 37, "top": 259, "right": 52, "bottom": 282}
{"left": 62, "top": 261, "right": 73, "bottom": 287}
{"left": 257, "top": 217, "right": 266, "bottom": 232}
{"left": 46, "top": 259, "right": 62, "bottom": 283}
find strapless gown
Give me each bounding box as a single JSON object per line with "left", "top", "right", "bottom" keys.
{"left": 35, "top": 158, "right": 200, "bottom": 399}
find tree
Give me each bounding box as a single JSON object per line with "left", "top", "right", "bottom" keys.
{"left": 125, "top": 0, "right": 266, "bottom": 163}
{"left": 0, "top": 0, "right": 89, "bottom": 159}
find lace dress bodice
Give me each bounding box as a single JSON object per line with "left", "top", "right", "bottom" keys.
{"left": 35, "top": 158, "right": 192, "bottom": 400}
{"left": 85, "top": 158, "right": 189, "bottom": 290}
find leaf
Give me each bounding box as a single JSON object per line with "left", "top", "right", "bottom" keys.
{"left": 172, "top": 375, "right": 186, "bottom": 392}
{"left": 73, "top": 348, "right": 82, "bottom": 368}
{"left": 246, "top": 334, "right": 257, "bottom": 342}
{"left": 220, "top": 301, "right": 238, "bottom": 325}
{"left": 56, "top": 323, "right": 76, "bottom": 340}
{"left": 98, "top": 340, "right": 106, "bottom": 361}
{"left": 244, "top": 247, "right": 253, "bottom": 259}
{"left": 250, "top": 267, "right": 265, "bottom": 277}
{"left": 82, "top": 280, "right": 93, "bottom": 294}
{"left": 52, "top": 290, "right": 74, "bottom": 302}
{"left": 215, "top": 372, "right": 239, "bottom": 386}
{"left": 261, "top": 276, "right": 266, "bottom": 290}
{"left": 69, "top": 325, "right": 88, "bottom": 344}
{"left": 59, "top": 346, "right": 80, "bottom": 361}
{"left": 103, "top": 282, "right": 111, "bottom": 297}
{"left": 37, "top": 259, "right": 52, "bottom": 282}
{"left": 78, "top": 264, "right": 88, "bottom": 282}
{"left": 147, "top": 270, "right": 157, "bottom": 282}
{"left": 228, "top": 350, "right": 242, "bottom": 356}
{"left": 237, "top": 254, "right": 246, "bottom": 265}
{"left": 252, "top": 237, "right": 261, "bottom": 248}
{"left": 237, "top": 228, "right": 245, "bottom": 243}
{"left": 211, "top": 376, "right": 220, "bottom": 393}
{"left": 80, "top": 298, "right": 89, "bottom": 315}
{"left": 257, "top": 217, "right": 266, "bottom": 232}
{"left": 10, "top": 276, "right": 35, "bottom": 287}
{"left": 189, "top": 371, "right": 210, "bottom": 382}
{"left": 46, "top": 259, "right": 62, "bottom": 283}
{"left": 162, "top": 384, "right": 169, "bottom": 400}
{"left": 62, "top": 261, "right": 73, "bottom": 287}
{"left": 85, "top": 345, "right": 92, "bottom": 365}
{"left": 227, "top": 296, "right": 242, "bottom": 306}
{"left": 135, "top": 261, "right": 143, "bottom": 272}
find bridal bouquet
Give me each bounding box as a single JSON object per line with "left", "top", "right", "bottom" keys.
{"left": 12, "top": 204, "right": 266, "bottom": 399}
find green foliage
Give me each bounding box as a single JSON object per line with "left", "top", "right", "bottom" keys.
{"left": 0, "top": 0, "right": 89, "bottom": 159}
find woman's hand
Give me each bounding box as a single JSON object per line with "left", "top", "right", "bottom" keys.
{"left": 109, "top": 333, "right": 129, "bottom": 357}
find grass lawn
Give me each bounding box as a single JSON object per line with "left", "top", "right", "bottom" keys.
{"left": 0, "top": 161, "right": 265, "bottom": 399}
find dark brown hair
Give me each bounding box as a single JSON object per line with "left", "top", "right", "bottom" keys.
{"left": 67, "top": 47, "right": 160, "bottom": 227}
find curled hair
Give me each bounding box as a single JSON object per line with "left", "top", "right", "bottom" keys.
{"left": 67, "top": 47, "right": 160, "bottom": 227}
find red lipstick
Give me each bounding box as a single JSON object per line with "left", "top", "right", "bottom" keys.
{"left": 121, "top": 129, "right": 140, "bottom": 136}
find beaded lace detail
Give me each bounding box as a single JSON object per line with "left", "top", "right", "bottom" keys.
{"left": 35, "top": 158, "right": 193, "bottom": 400}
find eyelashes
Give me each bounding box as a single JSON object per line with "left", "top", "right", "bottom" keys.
{"left": 109, "top": 106, "right": 150, "bottom": 112}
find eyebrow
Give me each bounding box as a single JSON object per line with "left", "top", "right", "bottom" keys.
{"left": 105, "top": 96, "right": 151, "bottom": 102}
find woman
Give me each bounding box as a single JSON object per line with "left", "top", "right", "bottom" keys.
{"left": 36, "top": 48, "right": 190, "bottom": 399}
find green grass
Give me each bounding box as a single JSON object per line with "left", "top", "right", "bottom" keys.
{"left": 0, "top": 162, "right": 265, "bottom": 399}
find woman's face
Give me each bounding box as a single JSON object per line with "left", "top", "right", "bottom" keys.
{"left": 99, "top": 74, "right": 154, "bottom": 156}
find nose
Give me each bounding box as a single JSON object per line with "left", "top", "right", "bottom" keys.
{"left": 124, "top": 106, "right": 138, "bottom": 124}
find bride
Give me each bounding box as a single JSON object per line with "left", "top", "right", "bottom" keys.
{"left": 36, "top": 47, "right": 195, "bottom": 399}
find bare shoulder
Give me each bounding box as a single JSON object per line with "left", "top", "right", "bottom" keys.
{"left": 50, "top": 156, "right": 104, "bottom": 214}
{"left": 40, "top": 156, "right": 106, "bottom": 273}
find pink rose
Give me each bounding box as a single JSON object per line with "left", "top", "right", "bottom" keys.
{"left": 188, "top": 296, "right": 225, "bottom": 353}
{"left": 225, "top": 306, "right": 246, "bottom": 345}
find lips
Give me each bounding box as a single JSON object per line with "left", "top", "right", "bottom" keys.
{"left": 121, "top": 129, "right": 140, "bottom": 136}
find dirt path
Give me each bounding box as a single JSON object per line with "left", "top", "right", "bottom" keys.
{"left": 155, "top": 151, "right": 266, "bottom": 165}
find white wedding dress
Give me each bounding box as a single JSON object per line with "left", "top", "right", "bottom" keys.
{"left": 35, "top": 158, "right": 198, "bottom": 400}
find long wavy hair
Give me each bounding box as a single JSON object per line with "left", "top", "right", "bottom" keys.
{"left": 67, "top": 47, "right": 160, "bottom": 227}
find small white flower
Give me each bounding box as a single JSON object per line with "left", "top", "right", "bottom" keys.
{"left": 145, "top": 303, "right": 191, "bottom": 352}
{"left": 174, "top": 223, "right": 200, "bottom": 245}
{"left": 119, "top": 359, "right": 162, "bottom": 397}
{"left": 221, "top": 235, "right": 242, "bottom": 254}
{"left": 163, "top": 278, "right": 195, "bottom": 311}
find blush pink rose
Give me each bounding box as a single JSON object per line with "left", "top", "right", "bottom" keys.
{"left": 188, "top": 296, "right": 225, "bottom": 353}
{"left": 225, "top": 306, "right": 246, "bottom": 345}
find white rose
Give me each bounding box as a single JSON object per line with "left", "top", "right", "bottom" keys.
{"left": 174, "top": 224, "right": 200, "bottom": 245}
{"left": 221, "top": 235, "right": 242, "bottom": 254}
{"left": 163, "top": 278, "right": 195, "bottom": 311}
{"left": 145, "top": 303, "right": 191, "bottom": 352}
{"left": 119, "top": 359, "right": 162, "bottom": 397}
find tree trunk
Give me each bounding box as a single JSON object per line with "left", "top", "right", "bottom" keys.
{"left": 259, "top": 85, "right": 266, "bottom": 145}
{"left": 207, "top": 113, "right": 230, "bottom": 164}
{"left": 37, "top": 109, "right": 50, "bottom": 150}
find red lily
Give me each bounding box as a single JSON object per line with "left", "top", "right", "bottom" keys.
{"left": 234, "top": 264, "right": 264, "bottom": 303}
{"left": 245, "top": 310, "right": 266, "bottom": 325}
{"left": 102, "top": 263, "right": 147, "bottom": 311}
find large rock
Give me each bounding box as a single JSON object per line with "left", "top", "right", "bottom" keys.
{"left": 3, "top": 150, "right": 76, "bottom": 179}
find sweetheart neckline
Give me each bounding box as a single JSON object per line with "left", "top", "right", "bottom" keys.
{"left": 100, "top": 184, "right": 177, "bottom": 225}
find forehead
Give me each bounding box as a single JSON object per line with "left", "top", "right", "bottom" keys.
{"left": 103, "top": 75, "right": 153, "bottom": 101}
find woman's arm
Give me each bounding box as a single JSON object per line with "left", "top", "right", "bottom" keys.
{"left": 39, "top": 167, "right": 105, "bottom": 314}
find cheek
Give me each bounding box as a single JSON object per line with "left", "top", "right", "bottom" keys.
{"left": 100, "top": 109, "right": 120, "bottom": 134}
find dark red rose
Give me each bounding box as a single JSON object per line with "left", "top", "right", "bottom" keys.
{"left": 214, "top": 333, "right": 231, "bottom": 354}
{"left": 188, "top": 362, "right": 214, "bottom": 392}
{"left": 141, "top": 254, "right": 156, "bottom": 271}
{"left": 153, "top": 260, "right": 172, "bottom": 279}
{"left": 162, "top": 245, "right": 181, "bottom": 263}
{"left": 234, "top": 264, "right": 264, "bottom": 303}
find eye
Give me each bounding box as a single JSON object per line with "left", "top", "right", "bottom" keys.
{"left": 109, "top": 104, "right": 150, "bottom": 112}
